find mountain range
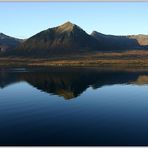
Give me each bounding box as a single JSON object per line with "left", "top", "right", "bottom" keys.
{"left": 1, "top": 21, "right": 148, "bottom": 57}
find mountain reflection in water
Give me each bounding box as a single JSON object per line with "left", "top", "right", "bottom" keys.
{"left": 1, "top": 67, "right": 148, "bottom": 99}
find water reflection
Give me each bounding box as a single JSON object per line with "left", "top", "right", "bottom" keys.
{"left": 1, "top": 67, "right": 148, "bottom": 99}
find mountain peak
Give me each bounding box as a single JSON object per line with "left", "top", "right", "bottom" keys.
{"left": 91, "top": 31, "right": 105, "bottom": 36}
{"left": 57, "top": 21, "right": 77, "bottom": 33}
{"left": 63, "top": 21, "right": 74, "bottom": 26}
{"left": 62, "top": 21, "right": 74, "bottom": 27}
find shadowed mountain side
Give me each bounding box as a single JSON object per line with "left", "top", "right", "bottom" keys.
{"left": 1, "top": 68, "right": 148, "bottom": 99}
{"left": 5, "top": 22, "right": 102, "bottom": 57}
{"left": 0, "top": 33, "right": 23, "bottom": 52}
{"left": 91, "top": 31, "right": 143, "bottom": 51}
{"left": 91, "top": 31, "right": 148, "bottom": 50}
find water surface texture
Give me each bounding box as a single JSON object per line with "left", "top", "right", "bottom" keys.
{"left": 1, "top": 67, "right": 148, "bottom": 146}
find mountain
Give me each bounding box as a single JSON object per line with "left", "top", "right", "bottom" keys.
{"left": 1, "top": 22, "right": 148, "bottom": 58}
{"left": 11, "top": 22, "right": 102, "bottom": 57}
{"left": 0, "top": 33, "right": 23, "bottom": 52}
{"left": 91, "top": 31, "right": 148, "bottom": 50}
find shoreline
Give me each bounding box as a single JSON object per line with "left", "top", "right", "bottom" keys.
{"left": 1, "top": 50, "right": 148, "bottom": 69}
{"left": 1, "top": 58, "right": 148, "bottom": 72}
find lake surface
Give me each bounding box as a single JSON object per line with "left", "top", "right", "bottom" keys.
{"left": 1, "top": 67, "right": 148, "bottom": 146}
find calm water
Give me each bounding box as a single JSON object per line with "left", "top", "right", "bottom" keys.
{"left": 1, "top": 67, "right": 148, "bottom": 145}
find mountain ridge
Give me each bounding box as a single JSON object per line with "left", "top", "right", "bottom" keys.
{"left": 1, "top": 21, "right": 148, "bottom": 57}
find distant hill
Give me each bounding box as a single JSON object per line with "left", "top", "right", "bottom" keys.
{"left": 0, "top": 33, "right": 23, "bottom": 52}
{"left": 10, "top": 22, "right": 103, "bottom": 57}
{"left": 91, "top": 31, "right": 148, "bottom": 50}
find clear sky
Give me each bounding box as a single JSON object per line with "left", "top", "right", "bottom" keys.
{"left": 1, "top": 2, "right": 148, "bottom": 39}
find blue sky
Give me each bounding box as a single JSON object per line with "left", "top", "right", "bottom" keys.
{"left": 0, "top": 2, "right": 148, "bottom": 39}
